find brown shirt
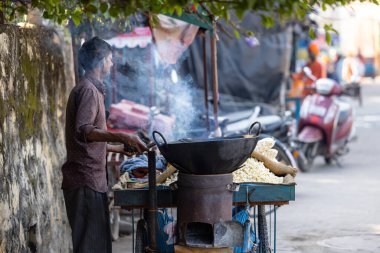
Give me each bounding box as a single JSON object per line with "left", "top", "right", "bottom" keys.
{"left": 61, "top": 74, "right": 108, "bottom": 193}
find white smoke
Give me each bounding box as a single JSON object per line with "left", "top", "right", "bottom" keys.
{"left": 106, "top": 44, "right": 206, "bottom": 141}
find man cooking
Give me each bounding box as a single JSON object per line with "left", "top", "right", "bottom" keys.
{"left": 61, "top": 36, "right": 147, "bottom": 253}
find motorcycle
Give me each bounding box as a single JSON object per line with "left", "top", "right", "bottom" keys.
{"left": 296, "top": 68, "right": 354, "bottom": 172}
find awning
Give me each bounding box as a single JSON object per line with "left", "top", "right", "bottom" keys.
{"left": 152, "top": 14, "right": 200, "bottom": 64}
{"left": 105, "top": 27, "right": 152, "bottom": 48}
{"left": 166, "top": 10, "right": 213, "bottom": 31}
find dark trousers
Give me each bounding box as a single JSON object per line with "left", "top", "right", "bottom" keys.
{"left": 63, "top": 187, "right": 112, "bottom": 253}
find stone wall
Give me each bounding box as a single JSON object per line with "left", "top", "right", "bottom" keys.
{"left": 0, "top": 25, "right": 74, "bottom": 253}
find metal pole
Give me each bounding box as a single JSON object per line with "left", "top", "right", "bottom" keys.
{"left": 148, "top": 15, "right": 156, "bottom": 108}
{"left": 253, "top": 206, "right": 257, "bottom": 242}
{"left": 111, "top": 64, "right": 116, "bottom": 103}
{"left": 132, "top": 208, "right": 135, "bottom": 253}
{"left": 148, "top": 151, "right": 157, "bottom": 252}
{"left": 269, "top": 205, "right": 272, "bottom": 247}
{"left": 149, "top": 50, "right": 155, "bottom": 108}
{"left": 210, "top": 20, "right": 219, "bottom": 130}
{"left": 274, "top": 205, "right": 277, "bottom": 253}
{"left": 202, "top": 35, "right": 210, "bottom": 132}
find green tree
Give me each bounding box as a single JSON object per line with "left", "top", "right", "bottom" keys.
{"left": 0, "top": 0, "right": 378, "bottom": 35}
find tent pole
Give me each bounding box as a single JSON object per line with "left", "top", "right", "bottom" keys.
{"left": 111, "top": 63, "right": 116, "bottom": 103}
{"left": 210, "top": 20, "right": 219, "bottom": 133}
{"left": 202, "top": 34, "right": 210, "bottom": 132}
{"left": 148, "top": 14, "right": 156, "bottom": 108}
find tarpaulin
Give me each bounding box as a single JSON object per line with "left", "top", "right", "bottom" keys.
{"left": 152, "top": 14, "right": 199, "bottom": 65}
{"left": 181, "top": 13, "right": 293, "bottom": 110}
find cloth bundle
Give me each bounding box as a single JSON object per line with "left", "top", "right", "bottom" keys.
{"left": 119, "top": 154, "right": 167, "bottom": 183}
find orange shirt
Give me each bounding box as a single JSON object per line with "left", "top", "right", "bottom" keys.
{"left": 305, "top": 60, "right": 326, "bottom": 85}
{"left": 289, "top": 60, "right": 327, "bottom": 98}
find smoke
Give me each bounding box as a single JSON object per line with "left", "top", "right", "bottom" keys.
{"left": 150, "top": 46, "right": 205, "bottom": 141}
{"left": 105, "top": 43, "right": 207, "bottom": 141}
{"left": 154, "top": 71, "right": 200, "bottom": 140}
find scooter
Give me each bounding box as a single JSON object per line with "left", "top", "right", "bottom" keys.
{"left": 296, "top": 68, "right": 354, "bottom": 172}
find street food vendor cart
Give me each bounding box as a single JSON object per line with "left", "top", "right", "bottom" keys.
{"left": 113, "top": 125, "right": 296, "bottom": 253}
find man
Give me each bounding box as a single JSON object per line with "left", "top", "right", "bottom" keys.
{"left": 304, "top": 42, "right": 326, "bottom": 84}
{"left": 291, "top": 42, "right": 326, "bottom": 97}
{"left": 61, "top": 37, "right": 147, "bottom": 253}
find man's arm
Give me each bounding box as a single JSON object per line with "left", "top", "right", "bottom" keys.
{"left": 107, "top": 143, "right": 121, "bottom": 152}
{"left": 74, "top": 86, "right": 147, "bottom": 154}
{"left": 87, "top": 129, "right": 147, "bottom": 154}
{"left": 107, "top": 143, "right": 131, "bottom": 157}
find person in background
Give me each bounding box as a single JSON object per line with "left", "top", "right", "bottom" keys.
{"left": 290, "top": 42, "right": 326, "bottom": 97}
{"left": 341, "top": 52, "right": 364, "bottom": 84}
{"left": 334, "top": 53, "right": 345, "bottom": 83}
{"left": 304, "top": 42, "right": 326, "bottom": 83}
{"left": 61, "top": 37, "right": 147, "bottom": 253}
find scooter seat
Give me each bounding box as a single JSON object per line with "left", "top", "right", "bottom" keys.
{"left": 218, "top": 109, "right": 257, "bottom": 124}
{"left": 258, "top": 115, "right": 283, "bottom": 132}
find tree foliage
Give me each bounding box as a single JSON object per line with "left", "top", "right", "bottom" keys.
{"left": 0, "top": 0, "right": 379, "bottom": 35}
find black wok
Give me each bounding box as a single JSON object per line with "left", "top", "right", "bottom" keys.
{"left": 152, "top": 122, "right": 261, "bottom": 175}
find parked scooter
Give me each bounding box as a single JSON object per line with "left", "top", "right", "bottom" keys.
{"left": 296, "top": 67, "right": 354, "bottom": 172}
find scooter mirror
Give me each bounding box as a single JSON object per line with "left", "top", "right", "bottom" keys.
{"left": 303, "top": 67, "right": 317, "bottom": 81}
{"left": 303, "top": 67, "right": 312, "bottom": 76}
{"left": 284, "top": 110, "right": 293, "bottom": 118}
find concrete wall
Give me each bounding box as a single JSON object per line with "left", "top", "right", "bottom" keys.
{"left": 0, "top": 25, "right": 74, "bottom": 253}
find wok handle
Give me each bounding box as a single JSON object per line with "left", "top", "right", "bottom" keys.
{"left": 248, "top": 121, "right": 261, "bottom": 136}
{"left": 152, "top": 131, "right": 167, "bottom": 148}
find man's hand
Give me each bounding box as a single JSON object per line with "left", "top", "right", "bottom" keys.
{"left": 117, "top": 133, "right": 148, "bottom": 155}
{"left": 108, "top": 144, "right": 138, "bottom": 157}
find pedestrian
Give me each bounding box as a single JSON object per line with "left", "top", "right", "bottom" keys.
{"left": 61, "top": 36, "right": 148, "bottom": 253}
{"left": 341, "top": 52, "right": 364, "bottom": 83}
{"left": 334, "top": 53, "right": 344, "bottom": 83}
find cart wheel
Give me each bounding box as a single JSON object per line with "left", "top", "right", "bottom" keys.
{"left": 135, "top": 219, "right": 148, "bottom": 253}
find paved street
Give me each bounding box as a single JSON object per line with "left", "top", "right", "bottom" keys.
{"left": 113, "top": 79, "right": 380, "bottom": 253}
{"left": 277, "top": 79, "right": 380, "bottom": 252}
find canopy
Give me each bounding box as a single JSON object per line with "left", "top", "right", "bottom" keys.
{"left": 105, "top": 27, "right": 152, "bottom": 48}
{"left": 166, "top": 10, "right": 213, "bottom": 31}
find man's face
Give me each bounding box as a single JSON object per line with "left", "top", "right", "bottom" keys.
{"left": 308, "top": 49, "right": 316, "bottom": 61}
{"left": 102, "top": 53, "right": 113, "bottom": 76}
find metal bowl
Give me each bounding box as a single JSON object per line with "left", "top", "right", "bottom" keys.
{"left": 153, "top": 122, "right": 260, "bottom": 175}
